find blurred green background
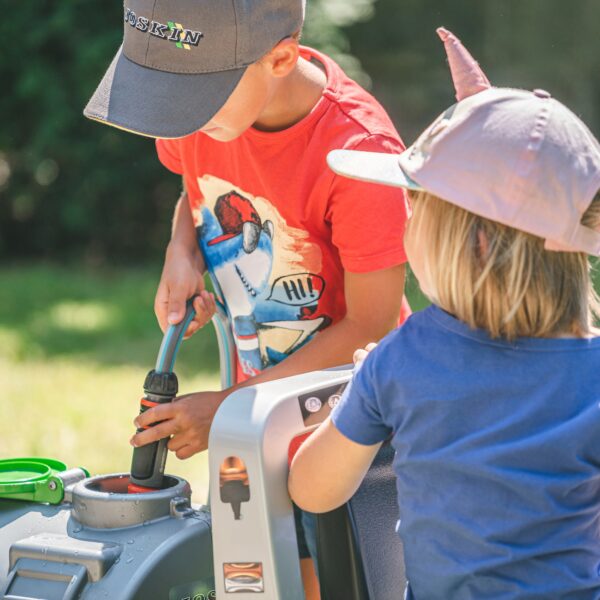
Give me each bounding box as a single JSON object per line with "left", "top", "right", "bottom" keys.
{"left": 1, "top": 0, "right": 599, "bottom": 500}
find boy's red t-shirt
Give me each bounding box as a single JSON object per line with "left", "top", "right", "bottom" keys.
{"left": 156, "top": 46, "right": 411, "bottom": 383}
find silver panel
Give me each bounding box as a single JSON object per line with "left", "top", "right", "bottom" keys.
{"left": 209, "top": 366, "right": 353, "bottom": 599}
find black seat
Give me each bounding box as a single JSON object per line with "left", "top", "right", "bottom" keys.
{"left": 316, "top": 442, "right": 406, "bottom": 600}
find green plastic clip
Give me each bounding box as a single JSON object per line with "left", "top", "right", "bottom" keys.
{"left": 0, "top": 458, "right": 88, "bottom": 505}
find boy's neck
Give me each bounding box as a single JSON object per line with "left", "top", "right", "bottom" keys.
{"left": 253, "top": 56, "right": 327, "bottom": 133}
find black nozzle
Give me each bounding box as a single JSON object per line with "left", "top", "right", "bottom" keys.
{"left": 129, "top": 296, "right": 197, "bottom": 492}
{"left": 129, "top": 370, "right": 179, "bottom": 488}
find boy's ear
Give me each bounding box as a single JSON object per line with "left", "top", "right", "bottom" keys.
{"left": 262, "top": 37, "right": 300, "bottom": 78}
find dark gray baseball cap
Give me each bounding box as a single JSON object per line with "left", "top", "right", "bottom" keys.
{"left": 84, "top": 0, "right": 305, "bottom": 138}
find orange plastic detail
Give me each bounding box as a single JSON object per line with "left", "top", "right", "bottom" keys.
{"left": 127, "top": 481, "right": 158, "bottom": 494}
{"left": 219, "top": 456, "right": 249, "bottom": 486}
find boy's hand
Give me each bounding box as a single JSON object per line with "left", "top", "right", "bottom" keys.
{"left": 353, "top": 342, "right": 378, "bottom": 367}
{"left": 155, "top": 241, "right": 216, "bottom": 338}
{"left": 130, "top": 390, "right": 227, "bottom": 459}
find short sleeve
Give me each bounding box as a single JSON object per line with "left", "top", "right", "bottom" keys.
{"left": 331, "top": 353, "right": 392, "bottom": 445}
{"left": 327, "top": 134, "right": 411, "bottom": 273}
{"left": 156, "top": 138, "right": 184, "bottom": 175}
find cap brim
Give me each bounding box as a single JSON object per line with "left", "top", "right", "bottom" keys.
{"left": 84, "top": 46, "right": 247, "bottom": 139}
{"left": 327, "top": 149, "right": 423, "bottom": 190}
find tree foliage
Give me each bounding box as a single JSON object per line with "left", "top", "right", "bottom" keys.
{"left": 0, "top": 2, "right": 178, "bottom": 262}
{"left": 344, "top": 0, "right": 600, "bottom": 142}
{"left": 1, "top": 0, "right": 598, "bottom": 261}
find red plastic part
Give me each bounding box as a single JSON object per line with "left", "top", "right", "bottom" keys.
{"left": 140, "top": 398, "right": 159, "bottom": 408}
{"left": 127, "top": 481, "right": 159, "bottom": 494}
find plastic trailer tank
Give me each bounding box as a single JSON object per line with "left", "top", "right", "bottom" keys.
{"left": 0, "top": 303, "right": 405, "bottom": 599}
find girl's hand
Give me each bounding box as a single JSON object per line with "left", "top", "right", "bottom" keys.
{"left": 353, "top": 342, "right": 378, "bottom": 366}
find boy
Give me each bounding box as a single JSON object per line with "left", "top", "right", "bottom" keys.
{"left": 84, "top": 0, "right": 410, "bottom": 595}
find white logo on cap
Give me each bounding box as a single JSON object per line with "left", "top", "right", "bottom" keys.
{"left": 124, "top": 7, "right": 204, "bottom": 49}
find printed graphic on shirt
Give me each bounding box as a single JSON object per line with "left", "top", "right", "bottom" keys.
{"left": 194, "top": 175, "right": 332, "bottom": 376}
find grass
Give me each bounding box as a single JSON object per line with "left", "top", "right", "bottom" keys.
{"left": 0, "top": 264, "right": 221, "bottom": 502}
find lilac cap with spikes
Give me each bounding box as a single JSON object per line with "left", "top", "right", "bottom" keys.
{"left": 327, "top": 27, "right": 600, "bottom": 256}
{"left": 436, "top": 27, "right": 491, "bottom": 101}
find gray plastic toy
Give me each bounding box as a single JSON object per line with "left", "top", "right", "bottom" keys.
{"left": 0, "top": 297, "right": 369, "bottom": 599}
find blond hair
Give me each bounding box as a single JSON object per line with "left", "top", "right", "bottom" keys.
{"left": 408, "top": 190, "right": 600, "bottom": 339}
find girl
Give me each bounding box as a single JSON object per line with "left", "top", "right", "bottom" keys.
{"left": 289, "top": 29, "right": 600, "bottom": 599}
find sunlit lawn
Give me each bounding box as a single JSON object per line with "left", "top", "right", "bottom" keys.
{"left": 0, "top": 264, "right": 221, "bottom": 502}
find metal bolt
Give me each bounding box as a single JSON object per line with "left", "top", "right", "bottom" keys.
{"left": 48, "top": 481, "right": 58, "bottom": 491}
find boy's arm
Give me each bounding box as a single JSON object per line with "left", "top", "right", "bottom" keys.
{"left": 155, "top": 190, "right": 215, "bottom": 337}
{"left": 131, "top": 264, "right": 405, "bottom": 457}
{"left": 288, "top": 417, "right": 382, "bottom": 513}
{"left": 238, "top": 264, "right": 405, "bottom": 384}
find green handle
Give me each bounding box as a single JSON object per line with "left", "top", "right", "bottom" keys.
{"left": 0, "top": 458, "right": 86, "bottom": 505}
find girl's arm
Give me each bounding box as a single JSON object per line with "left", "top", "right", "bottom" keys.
{"left": 288, "top": 416, "right": 382, "bottom": 513}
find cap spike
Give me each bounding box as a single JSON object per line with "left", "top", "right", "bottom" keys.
{"left": 436, "top": 27, "right": 491, "bottom": 101}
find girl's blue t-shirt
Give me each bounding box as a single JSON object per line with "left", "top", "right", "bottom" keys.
{"left": 332, "top": 304, "right": 600, "bottom": 599}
